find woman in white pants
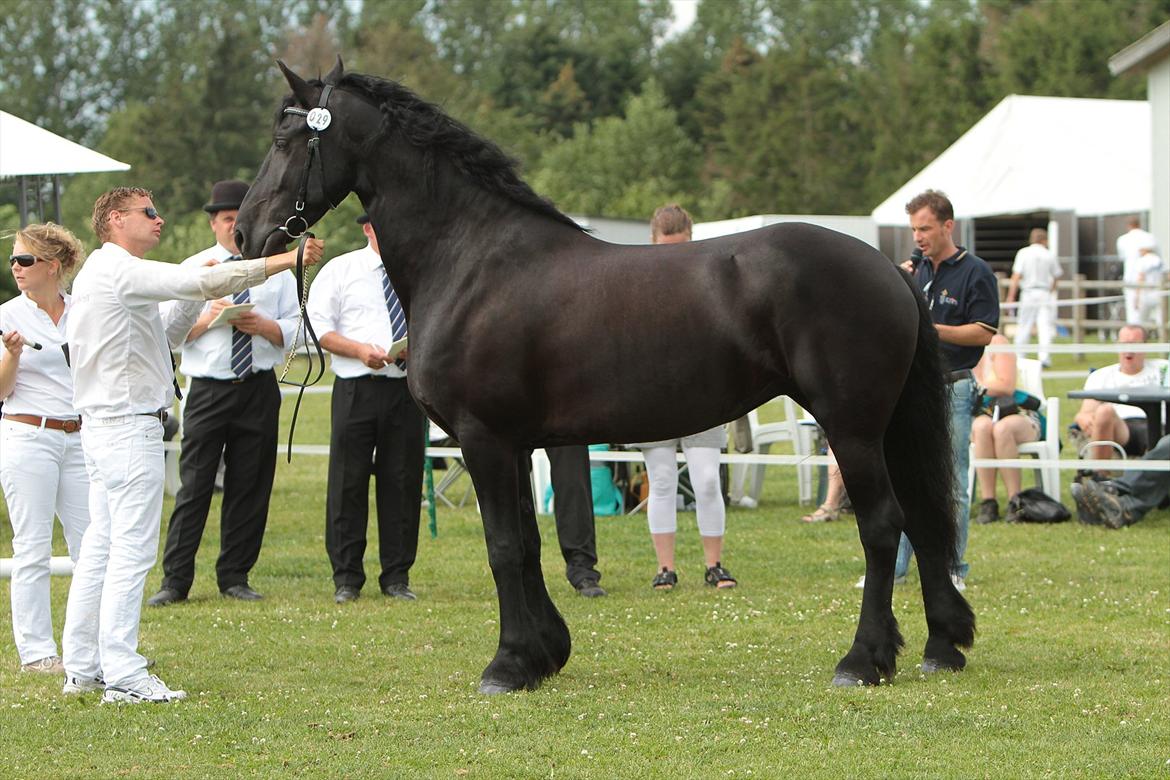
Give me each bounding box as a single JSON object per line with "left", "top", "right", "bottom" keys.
{"left": 637, "top": 205, "right": 736, "bottom": 591}
{"left": 0, "top": 223, "right": 89, "bottom": 673}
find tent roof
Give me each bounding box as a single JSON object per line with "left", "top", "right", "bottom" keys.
{"left": 0, "top": 111, "right": 130, "bottom": 177}
{"left": 870, "top": 95, "right": 1150, "bottom": 225}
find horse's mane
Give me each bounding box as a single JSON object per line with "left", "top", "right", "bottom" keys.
{"left": 289, "top": 73, "right": 583, "bottom": 232}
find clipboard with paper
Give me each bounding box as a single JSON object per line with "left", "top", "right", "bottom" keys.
{"left": 387, "top": 336, "right": 408, "bottom": 362}
{"left": 207, "top": 303, "right": 256, "bottom": 328}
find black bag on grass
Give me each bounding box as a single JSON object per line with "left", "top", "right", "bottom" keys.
{"left": 1007, "top": 488, "right": 1071, "bottom": 523}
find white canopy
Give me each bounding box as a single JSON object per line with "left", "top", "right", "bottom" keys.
{"left": 871, "top": 95, "right": 1150, "bottom": 225}
{"left": 0, "top": 111, "right": 130, "bottom": 177}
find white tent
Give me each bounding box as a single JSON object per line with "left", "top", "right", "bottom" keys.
{"left": 0, "top": 111, "right": 129, "bottom": 176}
{"left": 871, "top": 95, "right": 1151, "bottom": 225}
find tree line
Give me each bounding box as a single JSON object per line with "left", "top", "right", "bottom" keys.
{"left": 1, "top": 0, "right": 1165, "bottom": 299}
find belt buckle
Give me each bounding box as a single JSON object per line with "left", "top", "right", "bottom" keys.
{"left": 61, "top": 419, "right": 81, "bottom": 433}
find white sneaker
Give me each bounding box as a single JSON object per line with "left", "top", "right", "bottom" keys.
{"left": 951, "top": 574, "right": 967, "bottom": 592}
{"left": 101, "top": 674, "right": 187, "bottom": 704}
{"left": 62, "top": 673, "right": 105, "bottom": 695}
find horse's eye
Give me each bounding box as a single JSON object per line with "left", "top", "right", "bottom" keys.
{"left": 274, "top": 138, "right": 288, "bottom": 151}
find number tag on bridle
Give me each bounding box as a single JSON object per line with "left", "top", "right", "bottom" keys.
{"left": 306, "top": 107, "right": 332, "bottom": 131}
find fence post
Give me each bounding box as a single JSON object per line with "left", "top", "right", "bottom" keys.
{"left": 1073, "top": 273, "right": 1085, "bottom": 357}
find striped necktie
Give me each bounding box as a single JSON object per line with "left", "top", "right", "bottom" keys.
{"left": 228, "top": 254, "right": 252, "bottom": 378}
{"left": 382, "top": 266, "right": 407, "bottom": 341}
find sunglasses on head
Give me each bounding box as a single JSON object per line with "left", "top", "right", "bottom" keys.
{"left": 118, "top": 206, "right": 162, "bottom": 220}
{"left": 9, "top": 254, "right": 40, "bottom": 267}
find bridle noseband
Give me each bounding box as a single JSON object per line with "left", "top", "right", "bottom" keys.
{"left": 280, "top": 83, "right": 339, "bottom": 238}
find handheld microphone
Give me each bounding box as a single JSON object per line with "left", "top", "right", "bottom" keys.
{"left": 0, "top": 330, "right": 43, "bottom": 350}
{"left": 910, "top": 247, "right": 924, "bottom": 270}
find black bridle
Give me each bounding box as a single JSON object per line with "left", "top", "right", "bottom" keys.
{"left": 278, "top": 83, "right": 337, "bottom": 240}
{"left": 275, "top": 83, "right": 340, "bottom": 460}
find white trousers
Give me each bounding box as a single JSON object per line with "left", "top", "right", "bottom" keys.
{"left": 643, "top": 445, "right": 725, "bottom": 537}
{"left": 0, "top": 419, "right": 90, "bottom": 664}
{"left": 1014, "top": 289, "right": 1055, "bottom": 363}
{"left": 62, "top": 416, "right": 164, "bottom": 687}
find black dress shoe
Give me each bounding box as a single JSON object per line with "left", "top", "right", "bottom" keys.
{"left": 221, "top": 584, "right": 263, "bottom": 601}
{"left": 146, "top": 588, "right": 187, "bottom": 607}
{"left": 575, "top": 578, "right": 607, "bottom": 598}
{"left": 334, "top": 585, "right": 360, "bottom": 604}
{"left": 381, "top": 583, "right": 417, "bottom": 601}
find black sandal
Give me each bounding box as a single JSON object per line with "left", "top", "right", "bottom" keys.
{"left": 651, "top": 567, "right": 678, "bottom": 590}
{"left": 704, "top": 563, "right": 737, "bottom": 589}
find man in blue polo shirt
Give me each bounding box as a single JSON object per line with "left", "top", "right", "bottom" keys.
{"left": 901, "top": 189, "right": 999, "bottom": 591}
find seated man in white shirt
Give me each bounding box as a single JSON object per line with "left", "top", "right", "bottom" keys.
{"left": 61, "top": 186, "right": 322, "bottom": 704}
{"left": 1073, "top": 324, "right": 1160, "bottom": 461}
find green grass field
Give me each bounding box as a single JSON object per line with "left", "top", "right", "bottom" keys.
{"left": 0, "top": 354, "right": 1167, "bottom": 778}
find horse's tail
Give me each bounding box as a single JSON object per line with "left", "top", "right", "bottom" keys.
{"left": 884, "top": 271, "right": 958, "bottom": 574}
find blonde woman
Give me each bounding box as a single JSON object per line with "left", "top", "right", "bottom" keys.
{"left": 0, "top": 223, "right": 89, "bottom": 673}
{"left": 636, "top": 205, "right": 735, "bottom": 591}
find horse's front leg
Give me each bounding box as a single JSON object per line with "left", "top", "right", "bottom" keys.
{"left": 461, "top": 435, "right": 569, "bottom": 694}
{"left": 832, "top": 443, "right": 905, "bottom": 686}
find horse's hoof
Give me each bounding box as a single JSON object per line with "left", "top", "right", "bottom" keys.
{"left": 921, "top": 658, "right": 963, "bottom": 675}
{"left": 478, "top": 678, "right": 520, "bottom": 695}
{"left": 831, "top": 672, "right": 868, "bottom": 688}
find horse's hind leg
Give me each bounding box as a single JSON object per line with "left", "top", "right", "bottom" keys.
{"left": 914, "top": 550, "right": 974, "bottom": 673}
{"left": 831, "top": 441, "right": 905, "bottom": 686}
{"left": 461, "top": 434, "right": 569, "bottom": 694}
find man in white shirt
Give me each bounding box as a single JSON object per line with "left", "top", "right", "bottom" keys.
{"left": 1132, "top": 242, "right": 1164, "bottom": 329}
{"left": 1116, "top": 216, "right": 1157, "bottom": 324}
{"left": 307, "top": 214, "right": 425, "bottom": 605}
{"left": 1073, "top": 324, "right": 1161, "bottom": 461}
{"left": 1006, "top": 228, "right": 1062, "bottom": 366}
{"left": 147, "top": 181, "right": 301, "bottom": 608}
{"left": 61, "top": 186, "right": 322, "bottom": 704}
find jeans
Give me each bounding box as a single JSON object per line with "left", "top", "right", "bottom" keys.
{"left": 62, "top": 416, "right": 165, "bottom": 687}
{"left": 0, "top": 420, "right": 90, "bottom": 664}
{"left": 896, "top": 378, "right": 972, "bottom": 579}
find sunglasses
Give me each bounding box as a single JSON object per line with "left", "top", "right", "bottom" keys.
{"left": 9, "top": 254, "right": 41, "bottom": 267}
{"left": 118, "top": 206, "right": 162, "bottom": 220}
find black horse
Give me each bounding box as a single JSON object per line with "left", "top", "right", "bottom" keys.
{"left": 236, "top": 60, "right": 974, "bottom": 693}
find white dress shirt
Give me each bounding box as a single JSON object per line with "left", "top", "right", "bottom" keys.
{"left": 1117, "top": 228, "right": 1157, "bottom": 284}
{"left": 159, "top": 243, "right": 300, "bottom": 379}
{"left": 0, "top": 292, "right": 77, "bottom": 417}
{"left": 306, "top": 243, "right": 405, "bottom": 379}
{"left": 1011, "top": 243, "right": 1062, "bottom": 290}
{"left": 68, "top": 242, "right": 268, "bottom": 418}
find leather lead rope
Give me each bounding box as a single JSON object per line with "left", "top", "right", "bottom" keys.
{"left": 279, "top": 232, "right": 327, "bottom": 462}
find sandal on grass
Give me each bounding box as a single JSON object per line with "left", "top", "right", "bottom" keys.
{"left": 704, "top": 563, "right": 737, "bottom": 589}
{"left": 801, "top": 504, "right": 840, "bottom": 523}
{"left": 651, "top": 568, "right": 678, "bottom": 590}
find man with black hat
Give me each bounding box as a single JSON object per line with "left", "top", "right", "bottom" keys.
{"left": 307, "top": 214, "right": 426, "bottom": 604}
{"left": 146, "top": 180, "right": 301, "bottom": 606}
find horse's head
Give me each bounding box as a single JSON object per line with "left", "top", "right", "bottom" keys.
{"left": 236, "top": 58, "right": 370, "bottom": 258}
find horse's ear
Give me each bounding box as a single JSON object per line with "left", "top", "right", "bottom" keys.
{"left": 324, "top": 55, "right": 345, "bottom": 85}
{"left": 278, "top": 60, "right": 315, "bottom": 107}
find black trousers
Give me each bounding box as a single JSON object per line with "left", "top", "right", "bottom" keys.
{"left": 161, "top": 371, "right": 280, "bottom": 595}
{"left": 326, "top": 376, "right": 425, "bottom": 591}
{"left": 547, "top": 445, "right": 601, "bottom": 587}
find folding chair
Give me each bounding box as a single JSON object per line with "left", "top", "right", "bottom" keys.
{"left": 729, "top": 397, "right": 817, "bottom": 506}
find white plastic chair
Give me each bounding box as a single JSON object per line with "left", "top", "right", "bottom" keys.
{"left": 730, "top": 397, "right": 817, "bottom": 506}
{"left": 969, "top": 357, "right": 1062, "bottom": 502}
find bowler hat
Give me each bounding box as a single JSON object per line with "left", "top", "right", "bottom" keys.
{"left": 203, "top": 180, "right": 250, "bottom": 214}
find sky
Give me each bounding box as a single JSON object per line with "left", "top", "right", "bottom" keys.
{"left": 668, "top": 0, "right": 698, "bottom": 38}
